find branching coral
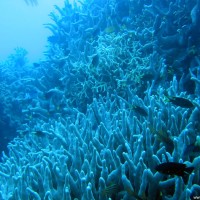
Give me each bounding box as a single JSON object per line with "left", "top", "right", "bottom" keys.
{"left": 0, "top": 82, "right": 199, "bottom": 199}
{"left": 1, "top": 0, "right": 200, "bottom": 199}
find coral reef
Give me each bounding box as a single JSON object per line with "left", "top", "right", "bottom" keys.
{"left": 0, "top": 83, "right": 200, "bottom": 199}
{"left": 0, "top": 0, "right": 200, "bottom": 199}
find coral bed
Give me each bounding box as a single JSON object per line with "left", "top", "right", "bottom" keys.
{"left": 0, "top": 0, "right": 200, "bottom": 199}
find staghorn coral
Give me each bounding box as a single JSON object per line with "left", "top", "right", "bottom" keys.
{"left": 1, "top": 0, "right": 200, "bottom": 199}
{"left": 0, "top": 76, "right": 200, "bottom": 199}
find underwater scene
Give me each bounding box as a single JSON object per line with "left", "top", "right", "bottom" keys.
{"left": 0, "top": 0, "right": 200, "bottom": 199}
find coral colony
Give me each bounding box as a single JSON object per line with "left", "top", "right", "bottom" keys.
{"left": 0, "top": 0, "right": 200, "bottom": 199}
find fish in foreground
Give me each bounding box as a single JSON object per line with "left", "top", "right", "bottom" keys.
{"left": 165, "top": 96, "right": 194, "bottom": 108}
{"left": 155, "top": 162, "right": 194, "bottom": 176}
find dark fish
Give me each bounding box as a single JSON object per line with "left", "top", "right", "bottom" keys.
{"left": 183, "top": 143, "right": 200, "bottom": 160}
{"left": 0, "top": 119, "right": 6, "bottom": 126}
{"left": 33, "top": 62, "right": 40, "bottom": 67}
{"left": 155, "top": 162, "right": 194, "bottom": 176}
{"left": 131, "top": 105, "right": 148, "bottom": 117}
{"left": 149, "top": 126, "right": 174, "bottom": 153}
{"left": 102, "top": 183, "right": 145, "bottom": 200}
{"left": 126, "top": 187, "right": 145, "bottom": 200}
{"left": 166, "top": 96, "right": 194, "bottom": 108}
{"left": 32, "top": 131, "right": 46, "bottom": 137}
{"left": 91, "top": 54, "right": 99, "bottom": 66}
{"left": 101, "top": 183, "right": 119, "bottom": 196}
{"left": 115, "top": 94, "right": 147, "bottom": 116}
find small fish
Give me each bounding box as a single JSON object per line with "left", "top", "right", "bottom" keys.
{"left": 101, "top": 183, "right": 119, "bottom": 196}
{"left": 115, "top": 94, "right": 147, "bottom": 116}
{"left": 155, "top": 162, "right": 194, "bottom": 176}
{"left": 17, "top": 130, "right": 29, "bottom": 137}
{"left": 165, "top": 96, "right": 194, "bottom": 108}
{"left": 183, "top": 143, "right": 200, "bottom": 160}
{"left": 102, "top": 183, "right": 145, "bottom": 200}
{"left": 149, "top": 126, "right": 174, "bottom": 153}
{"left": 32, "top": 131, "right": 47, "bottom": 137}
{"left": 131, "top": 105, "right": 148, "bottom": 117}
{"left": 126, "top": 187, "right": 145, "bottom": 200}
{"left": 104, "top": 26, "right": 116, "bottom": 34}
{"left": 33, "top": 62, "right": 40, "bottom": 67}
{"left": 91, "top": 54, "right": 99, "bottom": 66}
{"left": 0, "top": 119, "right": 6, "bottom": 126}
